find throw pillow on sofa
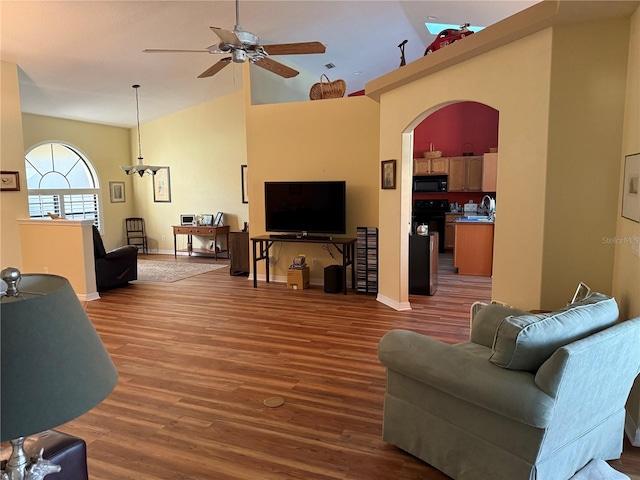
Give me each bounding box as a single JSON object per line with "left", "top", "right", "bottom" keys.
{"left": 490, "top": 293, "right": 619, "bottom": 372}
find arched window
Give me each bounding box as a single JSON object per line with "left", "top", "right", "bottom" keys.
{"left": 25, "top": 143, "right": 102, "bottom": 228}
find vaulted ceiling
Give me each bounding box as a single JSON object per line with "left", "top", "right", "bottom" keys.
{"left": 1, "top": 1, "right": 538, "bottom": 127}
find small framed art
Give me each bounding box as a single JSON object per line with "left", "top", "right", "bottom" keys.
{"left": 381, "top": 160, "right": 397, "bottom": 190}
{"left": 1, "top": 171, "right": 20, "bottom": 191}
{"left": 241, "top": 164, "right": 248, "bottom": 204}
{"left": 153, "top": 167, "right": 171, "bottom": 203}
{"left": 570, "top": 282, "right": 591, "bottom": 304}
{"left": 109, "top": 181, "right": 125, "bottom": 203}
{"left": 622, "top": 153, "right": 639, "bottom": 223}
{"left": 214, "top": 212, "right": 224, "bottom": 226}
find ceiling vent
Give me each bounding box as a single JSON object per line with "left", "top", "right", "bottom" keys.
{"left": 324, "top": 63, "right": 336, "bottom": 69}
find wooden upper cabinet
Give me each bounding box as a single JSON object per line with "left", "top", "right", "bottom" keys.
{"left": 448, "top": 157, "right": 466, "bottom": 191}
{"left": 466, "top": 156, "right": 483, "bottom": 191}
{"left": 430, "top": 157, "right": 449, "bottom": 175}
{"left": 448, "top": 156, "right": 483, "bottom": 192}
{"left": 413, "top": 157, "right": 449, "bottom": 175}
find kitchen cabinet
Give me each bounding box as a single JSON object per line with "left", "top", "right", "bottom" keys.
{"left": 482, "top": 153, "right": 498, "bottom": 192}
{"left": 413, "top": 157, "right": 449, "bottom": 175}
{"left": 445, "top": 213, "right": 462, "bottom": 250}
{"left": 448, "top": 156, "right": 483, "bottom": 191}
{"left": 454, "top": 221, "right": 494, "bottom": 276}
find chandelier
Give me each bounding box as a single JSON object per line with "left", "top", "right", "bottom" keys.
{"left": 120, "top": 84, "right": 162, "bottom": 177}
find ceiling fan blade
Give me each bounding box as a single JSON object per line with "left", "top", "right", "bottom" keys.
{"left": 143, "top": 49, "right": 212, "bottom": 54}
{"left": 210, "top": 27, "right": 241, "bottom": 46}
{"left": 262, "top": 41, "right": 326, "bottom": 56}
{"left": 198, "top": 57, "right": 232, "bottom": 78}
{"left": 253, "top": 57, "right": 299, "bottom": 78}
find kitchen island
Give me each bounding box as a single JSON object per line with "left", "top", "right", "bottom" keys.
{"left": 454, "top": 218, "right": 494, "bottom": 276}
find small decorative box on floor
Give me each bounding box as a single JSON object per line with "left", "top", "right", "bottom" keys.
{"left": 287, "top": 267, "right": 310, "bottom": 290}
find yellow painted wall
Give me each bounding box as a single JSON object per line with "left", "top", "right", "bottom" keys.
{"left": 613, "top": 7, "right": 640, "bottom": 322}
{"left": 18, "top": 219, "right": 97, "bottom": 299}
{"left": 245, "top": 95, "right": 380, "bottom": 285}
{"left": 542, "top": 18, "right": 630, "bottom": 306}
{"left": 0, "top": 61, "right": 29, "bottom": 269}
{"left": 378, "top": 30, "right": 553, "bottom": 311}
{"left": 616, "top": 7, "right": 640, "bottom": 446}
{"left": 21, "top": 113, "right": 134, "bottom": 250}
{"left": 130, "top": 90, "right": 249, "bottom": 254}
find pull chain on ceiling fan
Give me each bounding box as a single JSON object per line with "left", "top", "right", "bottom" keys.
{"left": 143, "top": 0, "right": 326, "bottom": 79}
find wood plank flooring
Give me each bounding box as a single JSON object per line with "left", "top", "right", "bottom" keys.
{"left": 55, "top": 253, "right": 640, "bottom": 479}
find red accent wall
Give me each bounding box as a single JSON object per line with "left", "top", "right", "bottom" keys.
{"left": 412, "top": 101, "right": 499, "bottom": 206}
{"left": 414, "top": 101, "right": 499, "bottom": 157}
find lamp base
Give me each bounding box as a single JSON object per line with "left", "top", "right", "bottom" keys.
{"left": 0, "top": 437, "right": 61, "bottom": 480}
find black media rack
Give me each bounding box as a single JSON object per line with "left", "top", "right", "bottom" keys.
{"left": 356, "top": 227, "right": 378, "bottom": 294}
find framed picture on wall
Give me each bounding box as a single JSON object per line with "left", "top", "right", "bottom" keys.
{"left": 621, "top": 152, "right": 639, "bottom": 223}
{"left": 109, "top": 181, "right": 125, "bottom": 203}
{"left": 1, "top": 171, "right": 20, "bottom": 191}
{"left": 381, "top": 160, "right": 397, "bottom": 190}
{"left": 241, "top": 164, "right": 248, "bottom": 204}
{"left": 153, "top": 167, "right": 171, "bottom": 203}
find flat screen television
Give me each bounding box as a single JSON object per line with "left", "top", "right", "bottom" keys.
{"left": 264, "top": 181, "right": 346, "bottom": 235}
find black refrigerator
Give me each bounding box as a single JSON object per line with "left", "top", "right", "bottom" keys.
{"left": 409, "top": 232, "right": 438, "bottom": 295}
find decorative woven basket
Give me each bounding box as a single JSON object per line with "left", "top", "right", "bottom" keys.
{"left": 309, "top": 74, "right": 346, "bottom": 100}
{"left": 423, "top": 142, "right": 442, "bottom": 159}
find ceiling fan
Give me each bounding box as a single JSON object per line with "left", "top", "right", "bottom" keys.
{"left": 143, "top": 0, "right": 326, "bottom": 79}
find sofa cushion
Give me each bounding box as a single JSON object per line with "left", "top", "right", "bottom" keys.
{"left": 470, "top": 303, "right": 530, "bottom": 348}
{"left": 489, "top": 293, "right": 618, "bottom": 372}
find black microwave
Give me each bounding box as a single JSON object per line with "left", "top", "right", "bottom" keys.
{"left": 413, "top": 175, "right": 448, "bottom": 193}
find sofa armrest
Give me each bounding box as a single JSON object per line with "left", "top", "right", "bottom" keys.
{"left": 104, "top": 245, "right": 138, "bottom": 260}
{"left": 378, "top": 329, "right": 555, "bottom": 428}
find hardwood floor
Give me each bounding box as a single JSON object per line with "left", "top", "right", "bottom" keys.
{"left": 57, "top": 253, "right": 640, "bottom": 479}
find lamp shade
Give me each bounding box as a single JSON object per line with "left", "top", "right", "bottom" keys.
{"left": 1, "top": 274, "right": 118, "bottom": 441}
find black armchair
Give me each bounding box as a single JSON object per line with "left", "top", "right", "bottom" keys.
{"left": 92, "top": 225, "right": 137, "bottom": 291}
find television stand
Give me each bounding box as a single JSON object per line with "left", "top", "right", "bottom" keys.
{"left": 251, "top": 235, "right": 356, "bottom": 295}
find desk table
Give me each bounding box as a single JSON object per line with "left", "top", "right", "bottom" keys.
{"left": 251, "top": 235, "right": 356, "bottom": 294}
{"left": 173, "top": 225, "right": 229, "bottom": 259}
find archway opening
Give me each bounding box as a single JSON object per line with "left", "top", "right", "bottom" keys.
{"left": 405, "top": 100, "right": 499, "bottom": 302}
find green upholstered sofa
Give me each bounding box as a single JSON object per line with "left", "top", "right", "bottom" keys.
{"left": 378, "top": 293, "right": 640, "bottom": 480}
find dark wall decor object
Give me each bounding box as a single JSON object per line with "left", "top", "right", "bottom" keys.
{"left": 241, "top": 164, "right": 248, "bottom": 204}
{"left": 381, "top": 160, "right": 397, "bottom": 190}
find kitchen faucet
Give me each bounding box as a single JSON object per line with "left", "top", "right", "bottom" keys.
{"left": 481, "top": 195, "right": 496, "bottom": 220}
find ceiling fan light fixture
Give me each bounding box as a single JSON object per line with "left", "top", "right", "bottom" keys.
{"left": 232, "top": 49, "right": 248, "bottom": 63}
{"left": 120, "top": 85, "right": 166, "bottom": 178}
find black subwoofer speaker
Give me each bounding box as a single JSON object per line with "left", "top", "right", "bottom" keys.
{"left": 324, "top": 265, "right": 343, "bottom": 293}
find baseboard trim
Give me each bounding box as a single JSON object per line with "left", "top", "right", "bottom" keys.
{"left": 625, "top": 410, "right": 640, "bottom": 447}
{"left": 377, "top": 293, "right": 412, "bottom": 311}
{"left": 78, "top": 291, "right": 100, "bottom": 302}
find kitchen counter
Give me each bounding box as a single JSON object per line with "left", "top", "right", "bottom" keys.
{"left": 454, "top": 216, "right": 494, "bottom": 224}
{"left": 454, "top": 221, "right": 494, "bottom": 276}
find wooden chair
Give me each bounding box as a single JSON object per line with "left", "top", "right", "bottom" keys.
{"left": 125, "top": 217, "right": 148, "bottom": 255}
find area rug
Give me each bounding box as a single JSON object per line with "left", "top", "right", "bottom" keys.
{"left": 136, "top": 260, "right": 226, "bottom": 283}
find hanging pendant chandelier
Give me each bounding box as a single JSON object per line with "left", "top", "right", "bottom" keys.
{"left": 120, "top": 84, "right": 162, "bottom": 177}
